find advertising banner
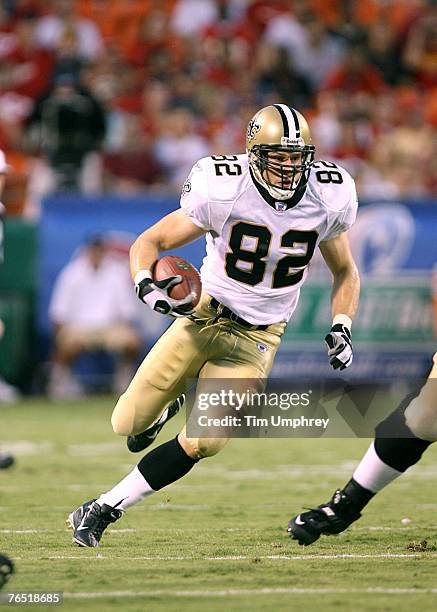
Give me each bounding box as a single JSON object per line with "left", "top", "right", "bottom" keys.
{"left": 273, "top": 278, "right": 434, "bottom": 380}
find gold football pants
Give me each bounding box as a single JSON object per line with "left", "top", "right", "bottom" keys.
{"left": 111, "top": 294, "right": 285, "bottom": 459}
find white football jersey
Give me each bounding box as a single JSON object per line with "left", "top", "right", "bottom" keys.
{"left": 180, "top": 154, "right": 358, "bottom": 325}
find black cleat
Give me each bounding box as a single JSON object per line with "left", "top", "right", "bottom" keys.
{"left": 288, "top": 489, "right": 362, "bottom": 546}
{"left": 67, "top": 499, "right": 122, "bottom": 547}
{"left": 0, "top": 452, "right": 14, "bottom": 470}
{"left": 127, "top": 394, "right": 185, "bottom": 453}
{"left": 0, "top": 554, "right": 14, "bottom": 589}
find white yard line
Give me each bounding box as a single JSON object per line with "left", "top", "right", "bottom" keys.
{"left": 0, "top": 528, "right": 134, "bottom": 534}
{"left": 351, "top": 526, "right": 422, "bottom": 531}
{"left": 67, "top": 443, "right": 125, "bottom": 456}
{"left": 63, "top": 587, "right": 437, "bottom": 598}
{"left": 1, "top": 525, "right": 435, "bottom": 535}
{"left": 148, "top": 503, "right": 211, "bottom": 510}
{"left": 13, "top": 553, "right": 435, "bottom": 562}
{"left": 0, "top": 529, "right": 50, "bottom": 534}
{"left": 0, "top": 441, "right": 54, "bottom": 455}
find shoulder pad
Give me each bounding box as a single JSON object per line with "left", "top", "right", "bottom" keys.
{"left": 309, "top": 161, "right": 356, "bottom": 214}
{"left": 198, "top": 154, "right": 249, "bottom": 202}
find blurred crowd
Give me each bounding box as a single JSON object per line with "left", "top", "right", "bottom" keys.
{"left": 0, "top": 0, "right": 436, "bottom": 216}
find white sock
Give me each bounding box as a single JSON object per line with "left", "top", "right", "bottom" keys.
{"left": 353, "top": 442, "right": 402, "bottom": 493}
{"left": 97, "top": 466, "right": 155, "bottom": 511}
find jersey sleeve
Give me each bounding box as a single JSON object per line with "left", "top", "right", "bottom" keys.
{"left": 321, "top": 173, "right": 358, "bottom": 241}
{"left": 179, "top": 160, "right": 211, "bottom": 231}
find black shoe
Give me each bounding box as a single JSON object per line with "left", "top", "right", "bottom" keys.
{"left": 0, "top": 452, "right": 14, "bottom": 470}
{"left": 0, "top": 554, "right": 14, "bottom": 589}
{"left": 127, "top": 394, "right": 185, "bottom": 453}
{"left": 287, "top": 489, "right": 362, "bottom": 546}
{"left": 67, "top": 499, "right": 122, "bottom": 548}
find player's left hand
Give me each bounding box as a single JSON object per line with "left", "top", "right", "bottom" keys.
{"left": 325, "top": 324, "right": 353, "bottom": 370}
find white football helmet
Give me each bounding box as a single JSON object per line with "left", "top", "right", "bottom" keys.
{"left": 246, "top": 104, "right": 315, "bottom": 201}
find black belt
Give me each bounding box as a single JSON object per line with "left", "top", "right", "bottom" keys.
{"left": 209, "top": 297, "right": 268, "bottom": 331}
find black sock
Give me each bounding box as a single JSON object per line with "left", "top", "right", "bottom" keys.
{"left": 340, "top": 478, "right": 375, "bottom": 513}
{"left": 137, "top": 436, "right": 197, "bottom": 491}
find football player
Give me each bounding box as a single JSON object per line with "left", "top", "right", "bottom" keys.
{"left": 67, "top": 104, "right": 360, "bottom": 547}
{"left": 0, "top": 149, "right": 16, "bottom": 468}
{"left": 288, "top": 352, "right": 437, "bottom": 545}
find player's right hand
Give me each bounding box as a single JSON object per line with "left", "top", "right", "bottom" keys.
{"left": 134, "top": 271, "right": 195, "bottom": 317}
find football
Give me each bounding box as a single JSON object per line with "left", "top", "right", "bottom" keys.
{"left": 153, "top": 255, "right": 202, "bottom": 308}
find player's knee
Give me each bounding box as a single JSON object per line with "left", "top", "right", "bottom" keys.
{"left": 179, "top": 432, "right": 228, "bottom": 460}
{"left": 111, "top": 419, "right": 129, "bottom": 436}
{"left": 111, "top": 390, "right": 166, "bottom": 436}
{"left": 111, "top": 392, "right": 136, "bottom": 436}
{"left": 403, "top": 377, "right": 437, "bottom": 441}
{"left": 111, "top": 415, "right": 130, "bottom": 437}
{"left": 196, "top": 437, "right": 227, "bottom": 459}
{"left": 404, "top": 409, "right": 437, "bottom": 442}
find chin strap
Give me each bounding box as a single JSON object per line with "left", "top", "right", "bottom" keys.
{"left": 251, "top": 163, "right": 295, "bottom": 201}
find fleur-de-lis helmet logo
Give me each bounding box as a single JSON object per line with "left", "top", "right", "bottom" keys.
{"left": 247, "top": 118, "right": 261, "bottom": 143}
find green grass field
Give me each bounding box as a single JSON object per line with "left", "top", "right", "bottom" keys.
{"left": 2, "top": 397, "right": 437, "bottom": 611}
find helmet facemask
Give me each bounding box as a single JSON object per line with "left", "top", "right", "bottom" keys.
{"left": 249, "top": 143, "right": 315, "bottom": 201}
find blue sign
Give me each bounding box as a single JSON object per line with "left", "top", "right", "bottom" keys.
{"left": 350, "top": 200, "right": 436, "bottom": 274}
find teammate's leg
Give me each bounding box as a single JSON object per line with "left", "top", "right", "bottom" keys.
{"left": 288, "top": 354, "right": 437, "bottom": 545}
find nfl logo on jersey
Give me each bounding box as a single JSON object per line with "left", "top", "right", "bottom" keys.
{"left": 274, "top": 202, "right": 288, "bottom": 212}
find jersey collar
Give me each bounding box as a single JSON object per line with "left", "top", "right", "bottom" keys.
{"left": 249, "top": 167, "right": 307, "bottom": 211}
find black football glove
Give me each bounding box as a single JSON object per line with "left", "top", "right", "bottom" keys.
{"left": 325, "top": 324, "right": 353, "bottom": 370}
{"left": 135, "top": 271, "right": 195, "bottom": 318}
